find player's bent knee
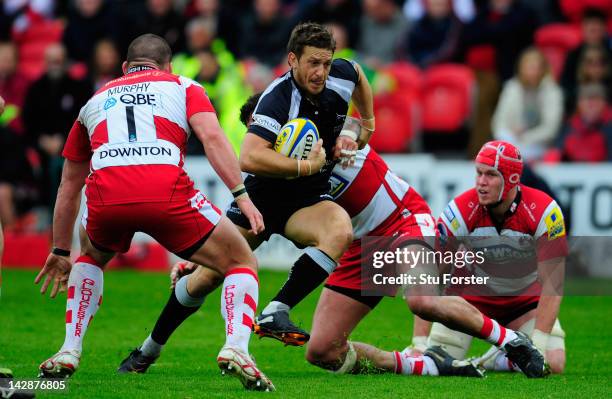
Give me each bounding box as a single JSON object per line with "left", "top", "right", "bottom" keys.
{"left": 406, "top": 295, "right": 437, "bottom": 319}
{"left": 306, "top": 341, "right": 349, "bottom": 370}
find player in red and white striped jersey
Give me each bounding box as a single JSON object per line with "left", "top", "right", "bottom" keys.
{"left": 34, "top": 34, "right": 274, "bottom": 391}
{"left": 412, "top": 140, "right": 567, "bottom": 374}
{"left": 127, "top": 95, "right": 549, "bottom": 379}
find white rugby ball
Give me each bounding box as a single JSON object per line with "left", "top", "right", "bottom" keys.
{"left": 274, "top": 118, "right": 320, "bottom": 160}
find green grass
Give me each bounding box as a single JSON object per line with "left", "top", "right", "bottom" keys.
{"left": 1, "top": 268, "right": 611, "bottom": 398}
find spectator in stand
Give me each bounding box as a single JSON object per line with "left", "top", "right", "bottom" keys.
{"left": 186, "top": 0, "right": 241, "bottom": 57}
{"left": 402, "top": 0, "right": 463, "bottom": 68}
{"left": 0, "top": 41, "right": 29, "bottom": 135}
{"left": 238, "top": 0, "right": 292, "bottom": 67}
{"left": 63, "top": 0, "right": 117, "bottom": 63}
{"left": 299, "top": 0, "right": 363, "bottom": 48}
{"left": 403, "top": 0, "right": 475, "bottom": 23}
{"left": 462, "top": 0, "right": 537, "bottom": 81}
{"left": 0, "top": 41, "right": 36, "bottom": 231}
{"left": 357, "top": 0, "right": 409, "bottom": 68}
{"left": 492, "top": 47, "right": 563, "bottom": 162}
{"left": 172, "top": 17, "right": 236, "bottom": 83}
{"left": 22, "top": 43, "right": 91, "bottom": 212}
{"left": 89, "top": 39, "right": 121, "bottom": 91}
{"left": 191, "top": 49, "right": 251, "bottom": 156}
{"left": 564, "top": 46, "right": 612, "bottom": 116}
{"left": 128, "top": 0, "right": 187, "bottom": 55}
{"left": 556, "top": 83, "right": 612, "bottom": 162}
{"left": 561, "top": 8, "right": 611, "bottom": 112}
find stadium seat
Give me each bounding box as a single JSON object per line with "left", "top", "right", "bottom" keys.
{"left": 560, "top": 0, "right": 612, "bottom": 22}
{"left": 368, "top": 91, "right": 419, "bottom": 153}
{"left": 421, "top": 64, "right": 475, "bottom": 132}
{"left": 535, "top": 24, "right": 582, "bottom": 80}
{"left": 14, "top": 20, "right": 64, "bottom": 44}
{"left": 465, "top": 45, "right": 496, "bottom": 72}
{"left": 1, "top": 232, "right": 50, "bottom": 268}
{"left": 380, "top": 62, "right": 422, "bottom": 94}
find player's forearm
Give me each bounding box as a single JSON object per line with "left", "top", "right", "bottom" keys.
{"left": 351, "top": 65, "right": 375, "bottom": 148}
{"left": 240, "top": 145, "right": 302, "bottom": 178}
{"left": 52, "top": 183, "right": 82, "bottom": 251}
{"left": 534, "top": 295, "right": 562, "bottom": 333}
{"left": 52, "top": 160, "right": 88, "bottom": 250}
{"left": 202, "top": 130, "right": 244, "bottom": 190}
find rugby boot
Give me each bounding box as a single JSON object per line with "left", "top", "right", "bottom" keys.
{"left": 253, "top": 310, "right": 309, "bottom": 346}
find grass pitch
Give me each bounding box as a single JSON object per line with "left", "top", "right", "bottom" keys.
{"left": 1, "top": 268, "right": 611, "bottom": 398}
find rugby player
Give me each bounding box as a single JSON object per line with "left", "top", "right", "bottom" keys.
{"left": 230, "top": 22, "right": 375, "bottom": 342}
{"left": 411, "top": 140, "right": 567, "bottom": 374}
{"left": 120, "top": 96, "right": 548, "bottom": 379}
{"left": 34, "top": 34, "right": 274, "bottom": 391}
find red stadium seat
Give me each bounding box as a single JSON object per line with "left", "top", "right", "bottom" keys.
{"left": 380, "top": 62, "right": 422, "bottom": 94}
{"left": 465, "top": 45, "right": 496, "bottom": 72}
{"left": 368, "top": 91, "right": 420, "bottom": 153}
{"left": 535, "top": 24, "right": 582, "bottom": 80}
{"left": 560, "top": 0, "right": 612, "bottom": 22}
{"left": 421, "top": 64, "right": 475, "bottom": 132}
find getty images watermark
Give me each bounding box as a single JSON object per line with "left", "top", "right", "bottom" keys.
{"left": 370, "top": 245, "right": 490, "bottom": 286}
{"left": 360, "top": 235, "right": 570, "bottom": 298}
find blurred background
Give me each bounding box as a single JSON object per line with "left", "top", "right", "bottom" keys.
{"left": 0, "top": 0, "right": 611, "bottom": 270}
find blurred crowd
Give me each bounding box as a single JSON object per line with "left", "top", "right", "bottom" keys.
{"left": 0, "top": 0, "right": 611, "bottom": 232}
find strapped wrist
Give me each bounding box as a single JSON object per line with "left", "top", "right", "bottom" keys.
{"left": 52, "top": 247, "right": 71, "bottom": 257}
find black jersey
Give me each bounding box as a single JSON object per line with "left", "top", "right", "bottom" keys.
{"left": 247, "top": 58, "right": 359, "bottom": 201}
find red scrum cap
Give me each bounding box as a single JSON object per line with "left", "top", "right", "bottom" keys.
{"left": 475, "top": 141, "right": 523, "bottom": 202}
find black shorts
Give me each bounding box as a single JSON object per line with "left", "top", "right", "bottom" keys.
{"left": 324, "top": 284, "right": 384, "bottom": 309}
{"left": 226, "top": 192, "right": 333, "bottom": 242}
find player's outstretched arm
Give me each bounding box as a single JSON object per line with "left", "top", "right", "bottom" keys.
{"left": 190, "top": 112, "right": 247, "bottom": 189}
{"left": 35, "top": 159, "right": 89, "bottom": 297}
{"left": 240, "top": 133, "right": 326, "bottom": 178}
{"left": 350, "top": 62, "right": 375, "bottom": 148}
{"left": 190, "top": 112, "right": 265, "bottom": 233}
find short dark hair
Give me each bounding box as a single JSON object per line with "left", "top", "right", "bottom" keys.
{"left": 582, "top": 7, "right": 607, "bottom": 23}
{"left": 287, "top": 22, "right": 336, "bottom": 58}
{"left": 240, "top": 93, "right": 262, "bottom": 127}
{"left": 126, "top": 34, "right": 172, "bottom": 66}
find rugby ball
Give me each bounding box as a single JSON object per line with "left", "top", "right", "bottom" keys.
{"left": 274, "top": 118, "right": 320, "bottom": 160}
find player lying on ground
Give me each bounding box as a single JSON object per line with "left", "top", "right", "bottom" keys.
{"left": 34, "top": 34, "right": 274, "bottom": 391}
{"left": 409, "top": 141, "right": 566, "bottom": 374}
{"left": 118, "top": 96, "right": 548, "bottom": 379}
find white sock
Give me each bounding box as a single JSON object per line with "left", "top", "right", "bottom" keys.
{"left": 141, "top": 334, "right": 163, "bottom": 358}
{"left": 394, "top": 349, "right": 439, "bottom": 376}
{"left": 480, "top": 316, "right": 518, "bottom": 347}
{"left": 484, "top": 351, "right": 520, "bottom": 372}
{"left": 60, "top": 257, "right": 104, "bottom": 354}
{"left": 262, "top": 300, "right": 290, "bottom": 315}
{"left": 220, "top": 268, "right": 259, "bottom": 354}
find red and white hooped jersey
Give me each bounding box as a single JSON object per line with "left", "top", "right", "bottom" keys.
{"left": 437, "top": 185, "right": 568, "bottom": 313}
{"left": 62, "top": 69, "right": 215, "bottom": 205}
{"left": 330, "top": 145, "right": 434, "bottom": 239}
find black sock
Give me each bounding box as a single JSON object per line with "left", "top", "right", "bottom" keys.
{"left": 272, "top": 250, "right": 335, "bottom": 309}
{"left": 150, "top": 289, "right": 201, "bottom": 345}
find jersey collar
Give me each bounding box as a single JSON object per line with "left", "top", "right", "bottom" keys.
{"left": 126, "top": 65, "right": 157, "bottom": 74}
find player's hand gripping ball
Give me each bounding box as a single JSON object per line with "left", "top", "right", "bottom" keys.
{"left": 274, "top": 118, "right": 320, "bottom": 160}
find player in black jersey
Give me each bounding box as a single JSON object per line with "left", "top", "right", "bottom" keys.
{"left": 234, "top": 23, "right": 375, "bottom": 344}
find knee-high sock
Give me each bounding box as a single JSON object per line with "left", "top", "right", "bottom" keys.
{"left": 393, "top": 349, "right": 439, "bottom": 376}
{"left": 141, "top": 275, "right": 204, "bottom": 357}
{"left": 267, "top": 247, "right": 336, "bottom": 312}
{"left": 60, "top": 256, "right": 103, "bottom": 354}
{"left": 478, "top": 315, "right": 518, "bottom": 347}
{"left": 220, "top": 268, "right": 258, "bottom": 354}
